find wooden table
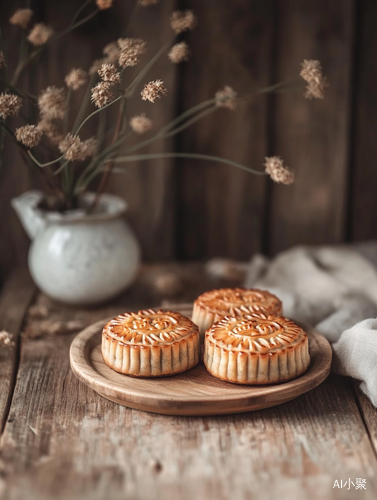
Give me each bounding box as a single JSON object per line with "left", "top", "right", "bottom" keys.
{"left": 1, "top": 264, "right": 377, "bottom": 500}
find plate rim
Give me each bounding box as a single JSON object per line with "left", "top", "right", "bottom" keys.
{"left": 69, "top": 312, "right": 332, "bottom": 414}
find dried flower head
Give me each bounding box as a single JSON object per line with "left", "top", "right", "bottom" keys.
{"left": 28, "top": 304, "right": 49, "bottom": 319}
{"left": 0, "top": 93, "right": 22, "bottom": 119}
{"left": 170, "top": 10, "right": 196, "bottom": 34}
{"left": 300, "top": 59, "right": 328, "bottom": 99}
{"left": 264, "top": 156, "right": 294, "bottom": 185}
{"left": 103, "top": 42, "right": 120, "bottom": 63}
{"left": 9, "top": 9, "right": 33, "bottom": 28}
{"left": 89, "top": 58, "right": 105, "bottom": 75}
{"left": 81, "top": 137, "right": 97, "bottom": 157}
{"left": 96, "top": 0, "right": 113, "bottom": 9}
{"left": 98, "top": 63, "right": 121, "bottom": 84}
{"left": 215, "top": 86, "right": 237, "bottom": 110}
{"left": 91, "top": 81, "right": 113, "bottom": 108}
{"left": 65, "top": 68, "right": 88, "bottom": 91}
{"left": 0, "top": 51, "right": 5, "bottom": 69}
{"left": 15, "top": 125, "right": 43, "bottom": 148}
{"left": 141, "top": 80, "right": 167, "bottom": 103}
{"left": 9, "top": 8, "right": 33, "bottom": 28}
{"left": 38, "top": 86, "right": 66, "bottom": 120}
{"left": 37, "top": 117, "right": 64, "bottom": 145}
{"left": 138, "top": 0, "right": 159, "bottom": 5}
{"left": 59, "top": 133, "right": 97, "bottom": 161}
{"left": 27, "top": 23, "right": 53, "bottom": 46}
{"left": 0, "top": 330, "right": 15, "bottom": 347}
{"left": 117, "top": 38, "right": 146, "bottom": 68}
{"left": 168, "top": 42, "right": 190, "bottom": 64}
{"left": 130, "top": 114, "right": 153, "bottom": 134}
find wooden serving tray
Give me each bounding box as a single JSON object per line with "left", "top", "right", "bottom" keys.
{"left": 70, "top": 305, "right": 332, "bottom": 416}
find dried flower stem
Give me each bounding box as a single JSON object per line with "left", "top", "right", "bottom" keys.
{"left": 72, "top": 73, "right": 96, "bottom": 133}
{"left": 75, "top": 95, "right": 123, "bottom": 136}
{"left": 53, "top": 8, "right": 100, "bottom": 44}
{"left": 113, "top": 153, "right": 265, "bottom": 176}
{"left": 5, "top": 129, "right": 64, "bottom": 197}
{"left": 124, "top": 100, "right": 216, "bottom": 154}
{"left": 63, "top": 89, "right": 72, "bottom": 132}
{"left": 11, "top": 50, "right": 39, "bottom": 85}
{"left": 159, "top": 98, "right": 215, "bottom": 133}
{"left": 75, "top": 132, "right": 132, "bottom": 192}
{"left": 126, "top": 79, "right": 294, "bottom": 160}
{"left": 0, "top": 80, "right": 36, "bottom": 100}
{"left": 95, "top": 107, "right": 107, "bottom": 153}
{"left": 70, "top": 0, "right": 93, "bottom": 25}
{"left": 88, "top": 99, "right": 126, "bottom": 211}
{"left": 128, "top": 78, "right": 293, "bottom": 154}
{"left": 29, "top": 154, "right": 64, "bottom": 199}
{"left": 255, "top": 78, "right": 296, "bottom": 95}
{"left": 164, "top": 107, "right": 216, "bottom": 138}
{"left": 27, "top": 150, "right": 65, "bottom": 168}
{"left": 13, "top": 31, "right": 29, "bottom": 83}
{"left": 53, "top": 159, "right": 70, "bottom": 176}
{"left": 76, "top": 113, "right": 130, "bottom": 190}
{"left": 75, "top": 44, "right": 170, "bottom": 207}
{"left": 61, "top": 88, "right": 73, "bottom": 197}
{"left": 62, "top": 162, "right": 71, "bottom": 200}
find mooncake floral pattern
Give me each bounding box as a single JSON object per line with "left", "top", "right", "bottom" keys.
{"left": 194, "top": 288, "right": 282, "bottom": 316}
{"left": 104, "top": 309, "right": 195, "bottom": 345}
{"left": 207, "top": 314, "right": 305, "bottom": 353}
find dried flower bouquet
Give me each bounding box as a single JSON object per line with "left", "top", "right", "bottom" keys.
{"left": 0, "top": 0, "right": 328, "bottom": 212}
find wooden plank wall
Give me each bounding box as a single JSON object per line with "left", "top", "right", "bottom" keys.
{"left": 268, "top": 0, "right": 354, "bottom": 254}
{"left": 1, "top": 0, "right": 375, "bottom": 280}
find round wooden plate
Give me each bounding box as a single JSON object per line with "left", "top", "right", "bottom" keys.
{"left": 70, "top": 305, "right": 332, "bottom": 416}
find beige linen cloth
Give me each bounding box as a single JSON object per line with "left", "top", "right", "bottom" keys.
{"left": 244, "top": 241, "right": 377, "bottom": 406}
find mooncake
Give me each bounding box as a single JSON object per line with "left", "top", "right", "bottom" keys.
{"left": 102, "top": 309, "right": 200, "bottom": 377}
{"left": 192, "top": 288, "right": 282, "bottom": 339}
{"left": 204, "top": 313, "right": 310, "bottom": 385}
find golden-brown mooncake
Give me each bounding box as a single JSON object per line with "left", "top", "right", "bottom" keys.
{"left": 192, "top": 288, "right": 282, "bottom": 339}
{"left": 204, "top": 313, "right": 310, "bottom": 385}
{"left": 102, "top": 309, "right": 200, "bottom": 377}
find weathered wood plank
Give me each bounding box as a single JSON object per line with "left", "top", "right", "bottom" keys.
{"left": 1, "top": 264, "right": 376, "bottom": 499}
{"left": 268, "top": 0, "right": 354, "bottom": 254}
{"left": 176, "top": 0, "right": 273, "bottom": 259}
{"left": 353, "top": 380, "right": 377, "bottom": 455}
{"left": 0, "top": 268, "right": 36, "bottom": 433}
{"left": 1, "top": 339, "right": 376, "bottom": 499}
{"left": 350, "top": 0, "right": 377, "bottom": 241}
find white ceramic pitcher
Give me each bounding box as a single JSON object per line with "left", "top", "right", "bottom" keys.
{"left": 12, "top": 191, "right": 140, "bottom": 305}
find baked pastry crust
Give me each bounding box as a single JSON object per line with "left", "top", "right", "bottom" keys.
{"left": 102, "top": 309, "right": 200, "bottom": 377}
{"left": 204, "top": 314, "right": 310, "bottom": 385}
{"left": 192, "top": 288, "right": 283, "bottom": 338}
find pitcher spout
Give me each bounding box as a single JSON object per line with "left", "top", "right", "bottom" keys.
{"left": 11, "top": 191, "right": 46, "bottom": 240}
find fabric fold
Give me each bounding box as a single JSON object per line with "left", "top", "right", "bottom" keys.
{"left": 242, "top": 242, "right": 377, "bottom": 406}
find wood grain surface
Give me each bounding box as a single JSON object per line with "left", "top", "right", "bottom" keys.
{"left": 2, "top": 332, "right": 376, "bottom": 500}
{"left": 1, "top": 265, "right": 377, "bottom": 499}
{"left": 349, "top": 0, "right": 377, "bottom": 241}
{"left": 176, "top": 0, "right": 273, "bottom": 259}
{"left": 268, "top": 0, "right": 355, "bottom": 254}
{"left": 0, "top": 268, "right": 35, "bottom": 433}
